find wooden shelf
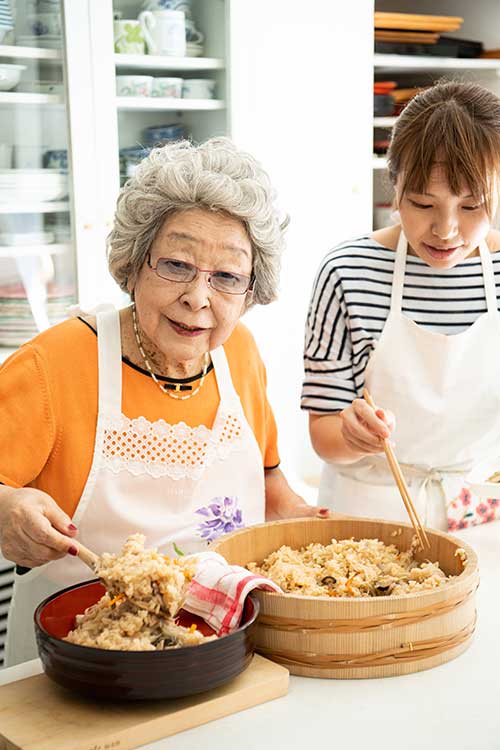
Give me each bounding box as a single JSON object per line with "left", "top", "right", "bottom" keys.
{"left": 374, "top": 53, "right": 500, "bottom": 73}
{"left": 115, "top": 53, "right": 224, "bottom": 71}
{"left": 116, "top": 96, "right": 225, "bottom": 111}
{"left": 0, "top": 92, "right": 63, "bottom": 105}
{"left": 0, "top": 44, "right": 62, "bottom": 61}
{"left": 0, "top": 242, "right": 70, "bottom": 257}
{"left": 0, "top": 201, "right": 70, "bottom": 214}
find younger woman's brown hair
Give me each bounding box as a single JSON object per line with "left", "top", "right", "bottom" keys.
{"left": 387, "top": 81, "right": 500, "bottom": 217}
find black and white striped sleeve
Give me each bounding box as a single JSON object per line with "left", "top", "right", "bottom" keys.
{"left": 301, "top": 253, "right": 356, "bottom": 413}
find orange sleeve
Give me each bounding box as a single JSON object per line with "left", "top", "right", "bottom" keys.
{"left": 0, "top": 344, "right": 56, "bottom": 487}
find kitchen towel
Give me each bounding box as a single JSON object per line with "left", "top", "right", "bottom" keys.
{"left": 183, "top": 551, "right": 282, "bottom": 636}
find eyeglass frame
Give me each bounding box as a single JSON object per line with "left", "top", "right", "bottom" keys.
{"left": 146, "top": 253, "right": 254, "bottom": 295}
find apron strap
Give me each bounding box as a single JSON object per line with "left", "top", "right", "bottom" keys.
{"left": 479, "top": 239, "right": 498, "bottom": 315}
{"left": 96, "top": 308, "right": 122, "bottom": 417}
{"left": 211, "top": 346, "right": 240, "bottom": 405}
{"left": 390, "top": 227, "right": 407, "bottom": 314}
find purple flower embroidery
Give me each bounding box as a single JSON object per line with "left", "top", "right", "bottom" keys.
{"left": 195, "top": 496, "right": 244, "bottom": 542}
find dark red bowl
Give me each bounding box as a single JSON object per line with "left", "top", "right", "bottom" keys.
{"left": 34, "top": 579, "right": 259, "bottom": 701}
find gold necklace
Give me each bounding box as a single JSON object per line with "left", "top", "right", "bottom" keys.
{"left": 132, "top": 305, "right": 210, "bottom": 400}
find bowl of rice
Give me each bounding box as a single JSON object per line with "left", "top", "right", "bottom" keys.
{"left": 211, "top": 517, "right": 478, "bottom": 679}
{"left": 34, "top": 535, "right": 260, "bottom": 700}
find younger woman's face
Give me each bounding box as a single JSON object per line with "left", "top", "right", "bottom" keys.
{"left": 397, "top": 165, "right": 496, "bottom": 269}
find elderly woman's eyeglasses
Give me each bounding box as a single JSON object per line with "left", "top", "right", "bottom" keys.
{"left": 147, "top": 255, "right": 253, "bottom": 295}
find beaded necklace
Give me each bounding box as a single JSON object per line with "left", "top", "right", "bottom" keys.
{"left": 132, "top": 305, "right": 210, "bottom": 400}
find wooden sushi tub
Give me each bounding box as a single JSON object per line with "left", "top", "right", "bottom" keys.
{"left": 211, "top": 517, "right": 479, "bottom": 679}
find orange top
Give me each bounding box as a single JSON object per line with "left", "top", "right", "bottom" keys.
{"left": 0, "top": 317, "right": 279, "bottom": 516}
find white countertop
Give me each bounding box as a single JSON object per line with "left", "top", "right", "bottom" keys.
{"left": 2, "top": 523, "right": 499, "bottom": 750}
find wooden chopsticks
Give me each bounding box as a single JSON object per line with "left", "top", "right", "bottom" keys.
{"left": 363, "top": 389, "right": 430, "bottom": 550}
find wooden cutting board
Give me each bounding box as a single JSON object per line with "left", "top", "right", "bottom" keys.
{"left": 0, "top": 654, "right": 289, "bottom": 750}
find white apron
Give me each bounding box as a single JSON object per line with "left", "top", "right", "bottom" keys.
{"left": 6, "top": 308, "right": 265, "bottom": 666}
{"left": 319, "top": 228, "right": 500, "bottom": 530}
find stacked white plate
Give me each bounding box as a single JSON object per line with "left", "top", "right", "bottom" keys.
{"left": 0, "top": 169, "right": 67, "bottom": 203}
{"left": 0, "top": 282, "right": 75, "bottom": 346}
{"left": 0, "top": 230, "right": 55, "bottom": 245}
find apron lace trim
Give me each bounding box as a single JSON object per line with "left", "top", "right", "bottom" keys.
{"left": 101, "top": 411, "right": 244, "bottom": 480}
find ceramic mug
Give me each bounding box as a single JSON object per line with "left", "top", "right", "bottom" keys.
{"left": 138, "top": 10, "right": 186, "bottom": 56}
{"left": 14, "top": 144, "right": 46, "bottom": 169}
{"left": 42, "top": 148, "right": 68, "bottom": 170}
{"left": 182, "top": 78, "right": 215, "bottom": 99}
{"left": 114, "top": 20, "right": 146, "bottom": 55}
{"left": 116, "top": 75, "right": 153, "bottom": 97}
{"left": 152, "top": 77, "right": 183, "bottom": 98}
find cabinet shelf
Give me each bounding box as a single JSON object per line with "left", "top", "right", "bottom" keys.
{"left": 0, "top": 201, "right": 70, "bottom": 214}
{"left": 0, "top": 92, "right": 63, "bottom": 105}
{"left": 374, "top": 53, "right": 500, "bottom": 74}
{"left": 0, "top": 242, "right": 70, "bottom": 257}
{"left": 0, "top": 44, "right": 62, "bottom": 61}
{"left": 116, "top": 96, "right": 225, "bottom": 111}
{"left": 114, "top": 53, "right": 224, "bottom": 71}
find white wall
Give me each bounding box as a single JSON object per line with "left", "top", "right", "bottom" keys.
{"left": 228, "top": 0, "right": 374, "bottom": 496}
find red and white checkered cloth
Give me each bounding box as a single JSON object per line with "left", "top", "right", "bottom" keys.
{"left": 183, "top": 551, "right": 282, "bottom": 636}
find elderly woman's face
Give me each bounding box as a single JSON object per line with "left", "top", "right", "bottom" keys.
{"left": 131, "top": 208, "right": 253, "bottom": 363}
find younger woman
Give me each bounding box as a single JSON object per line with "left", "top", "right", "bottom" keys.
{"left": 302, "top": 81, "right": 500, "bottom": 531}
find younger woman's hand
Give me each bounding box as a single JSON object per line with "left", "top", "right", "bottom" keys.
{"left": 339, "top": 399, "right": 395, "bottom": 457}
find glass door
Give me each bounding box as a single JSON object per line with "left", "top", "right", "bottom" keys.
{"left": 0, "top": 0, "right": 76, "bottom": 361}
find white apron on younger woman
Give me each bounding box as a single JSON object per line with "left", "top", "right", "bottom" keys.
{"left": 320, "top": 229, "right": 500, "bottom": 530}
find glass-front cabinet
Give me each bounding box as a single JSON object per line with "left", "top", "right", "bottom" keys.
{"left": 0, "top": 0, "right": 74, "bottom": 357}
{"left": 0, "top": 0, "right": 227, "bottom": 365}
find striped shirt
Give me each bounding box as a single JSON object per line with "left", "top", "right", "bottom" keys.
{"left": 301, "top": 236, "right": 500, "bottom": 413}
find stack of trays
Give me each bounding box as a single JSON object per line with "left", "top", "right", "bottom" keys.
{"left": 0, "top": 282, "right": 75, "bottom": 346}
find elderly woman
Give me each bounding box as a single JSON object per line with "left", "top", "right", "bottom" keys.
{"left": 0, "top": 137, "right": 326, "bottom": 666}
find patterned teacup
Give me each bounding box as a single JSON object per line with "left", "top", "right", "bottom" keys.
{"left": 116, "top": 75, "right": 153, "bottom": 97}
{"left": 152, "top": 77, "right": 183, "bottom": 98}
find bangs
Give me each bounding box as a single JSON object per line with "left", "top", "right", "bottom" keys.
{"left": 392, "top": 98, "right": 500, "bottom": 216}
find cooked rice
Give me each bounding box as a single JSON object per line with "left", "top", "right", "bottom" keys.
{"left": 247, "top": 537, "right": 450, "bottom": 597}
{"left": 65, "top": 534, "right": 216, "bottom": 650}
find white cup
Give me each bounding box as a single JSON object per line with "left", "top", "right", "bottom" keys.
{"left": 114, "top": 20, "right": 146, "bottom": 54}
{"left": 152, "top": 76, "right": 183, "bottom": 97}
{"left": 139, "top": 10, "right": 186, "bottom": 56}
{"left": 116, "top": 75, "right": 153, "bottom": 97}
{"left": 182, "top": 78, "right": 215, "bottom": 99}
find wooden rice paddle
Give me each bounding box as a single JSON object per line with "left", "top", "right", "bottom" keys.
{"left": 363, "top": 388, "right": 430, "bottom": 549}
{"left": 73, "top": 541, "right": 100, "bottom": 573}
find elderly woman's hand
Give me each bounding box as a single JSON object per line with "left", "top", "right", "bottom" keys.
{"left": 339, "top": 399, "right": 396, "bottom": 456}
{"left": 264, "top": 467, "right": 330, "bottom": 520}
{"left": 0, "top": 486, "right": 78, "bottom": 568}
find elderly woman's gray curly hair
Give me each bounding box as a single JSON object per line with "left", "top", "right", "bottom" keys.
{"left": 107, "top": 137, "right": 288, "bottom": 306}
